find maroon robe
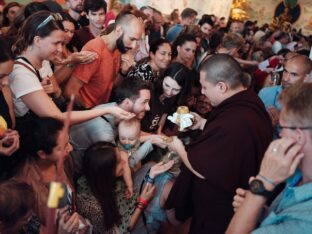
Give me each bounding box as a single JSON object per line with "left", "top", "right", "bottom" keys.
{"left": 165, "top": 89, "right": 273, "bottom": 234}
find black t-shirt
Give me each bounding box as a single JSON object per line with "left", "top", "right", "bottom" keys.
{"left": 141, "top": 88, "right": 177, "bottom": 133}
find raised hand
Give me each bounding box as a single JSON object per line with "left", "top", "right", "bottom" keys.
{"left": 259, "top": 138, "right": 304, "bottom": 185}
{"left": 149, "top": 160, "right": 174, "bottom": 178}
{"left": 68, "top": 51, "right": 98, "bottom": 65}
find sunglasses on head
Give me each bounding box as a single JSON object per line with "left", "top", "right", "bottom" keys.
{"left": 36, "top": 13, "right": 63, "bottom": 31}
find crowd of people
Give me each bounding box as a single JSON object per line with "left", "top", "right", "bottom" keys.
{"left": 0, "top": 0, "right": 312, "bottom": 233}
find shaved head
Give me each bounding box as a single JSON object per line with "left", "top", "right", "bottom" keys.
{"left": 287, "top": 55, "right": 312, "bottom": 75}
{"left": 115, "top": 12, "right": 143, "bottom": 31}
{"left": 114, "top": 12, "right": 144, "bottom": 52}
{"left": 282, "top": 54, "right": 312, "bottom": 88}
{"left": 200, "top": 54, "right": 244, "bottom": 89}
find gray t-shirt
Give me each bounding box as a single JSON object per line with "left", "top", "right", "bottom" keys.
{"left": 69, "top": 102, "right": 117, "bottom": 174}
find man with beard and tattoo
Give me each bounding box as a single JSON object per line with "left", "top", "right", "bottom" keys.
{"left": 64, "top": 12, "right": 144, "bottom": 109}
{"left": 66, "top": 0, "right": 89, "bottom": 29}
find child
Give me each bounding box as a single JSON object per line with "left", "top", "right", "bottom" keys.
{"left": 117, "top": 118, "right": 155, "bottom": 198}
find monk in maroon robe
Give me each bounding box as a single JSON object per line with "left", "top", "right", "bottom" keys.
{"left": 165, "top": 54, "right": 273, "bottom": 234}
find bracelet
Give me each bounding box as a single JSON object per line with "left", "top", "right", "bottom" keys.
{"left": 138, "top": 197, "right": 148, "bottom": 207}
{"left": 144, "top": 174, "right": 155, "bottom": 184}
{"left": 136, "top": 202, "right": 146, "bottom": 210}
{"left": 258, "top": 174, "right": 276, "bottom": 187}
{"left": 137, "top": 202, "right": 146, "bottom": 207}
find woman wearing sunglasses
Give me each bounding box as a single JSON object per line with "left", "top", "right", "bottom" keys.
{"left": 9, "top": 11, "right": 133, "bottom": 128}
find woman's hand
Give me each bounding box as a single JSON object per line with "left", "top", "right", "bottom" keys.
{"left": 149, "top": 160, "right": 174, "bottom": 178}
{"left": 106, "top": 106, "right": 135, "bottom": 120}
{"left": 53, "top": 51, "right": 98, "bottom": 66}
{"left": 57, "top": 207, "right": 80, "bottom": 234}
{"left": 140, "top": 183, "right": 156, "bottom": 203}
{"left": 232, "top": 188, "right": 247, "bottom": 212}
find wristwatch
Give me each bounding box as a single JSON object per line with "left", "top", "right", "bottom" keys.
{"left": 249, "top": 179, "right": 273, "bottom": 197}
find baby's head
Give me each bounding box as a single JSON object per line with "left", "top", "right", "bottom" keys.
{"left": 118, "top": 118, "right": 141, "bottom": 150}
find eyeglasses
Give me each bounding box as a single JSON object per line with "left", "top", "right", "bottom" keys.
{"left": 277, "top": 124, "right": 312, "bottom": 130}
{"left": 36, "top": 13, "right": 63, "bottom": 32}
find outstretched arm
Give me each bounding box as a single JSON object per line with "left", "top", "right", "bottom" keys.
{"left": 168, "top": 136, "right": 205, "bottom": 179}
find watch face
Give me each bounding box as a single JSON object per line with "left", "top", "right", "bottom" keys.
{"left": 250, "top": 179, "right": 265, "bottom": 194}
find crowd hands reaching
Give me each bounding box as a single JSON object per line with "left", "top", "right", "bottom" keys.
{"left": 0, "top": 0, "right": 312, "bottom": 233}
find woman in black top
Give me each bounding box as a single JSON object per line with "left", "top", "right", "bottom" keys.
{"left": 141, "top": 62, "right": 191, "bottom": 134}
{"left": 128, "top": 38, "right": 172, "bottom": 82}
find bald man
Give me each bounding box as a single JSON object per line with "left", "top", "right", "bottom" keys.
{"left": 259, "top": 54, "right": 312, "bottom": 138}
{"left": 64, "top": 12, "right": 144, "bottom": 109}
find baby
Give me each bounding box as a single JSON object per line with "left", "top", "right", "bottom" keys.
{"left": 117, "top": 118, "right": 154, "bottom": 198}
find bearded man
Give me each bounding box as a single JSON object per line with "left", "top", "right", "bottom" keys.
{"left": 64, "top": 12, "right": 144, "bottom": 109}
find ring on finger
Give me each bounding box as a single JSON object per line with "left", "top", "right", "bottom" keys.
{"left": 272, "top": 147, "right": 278, "bottom": 153}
